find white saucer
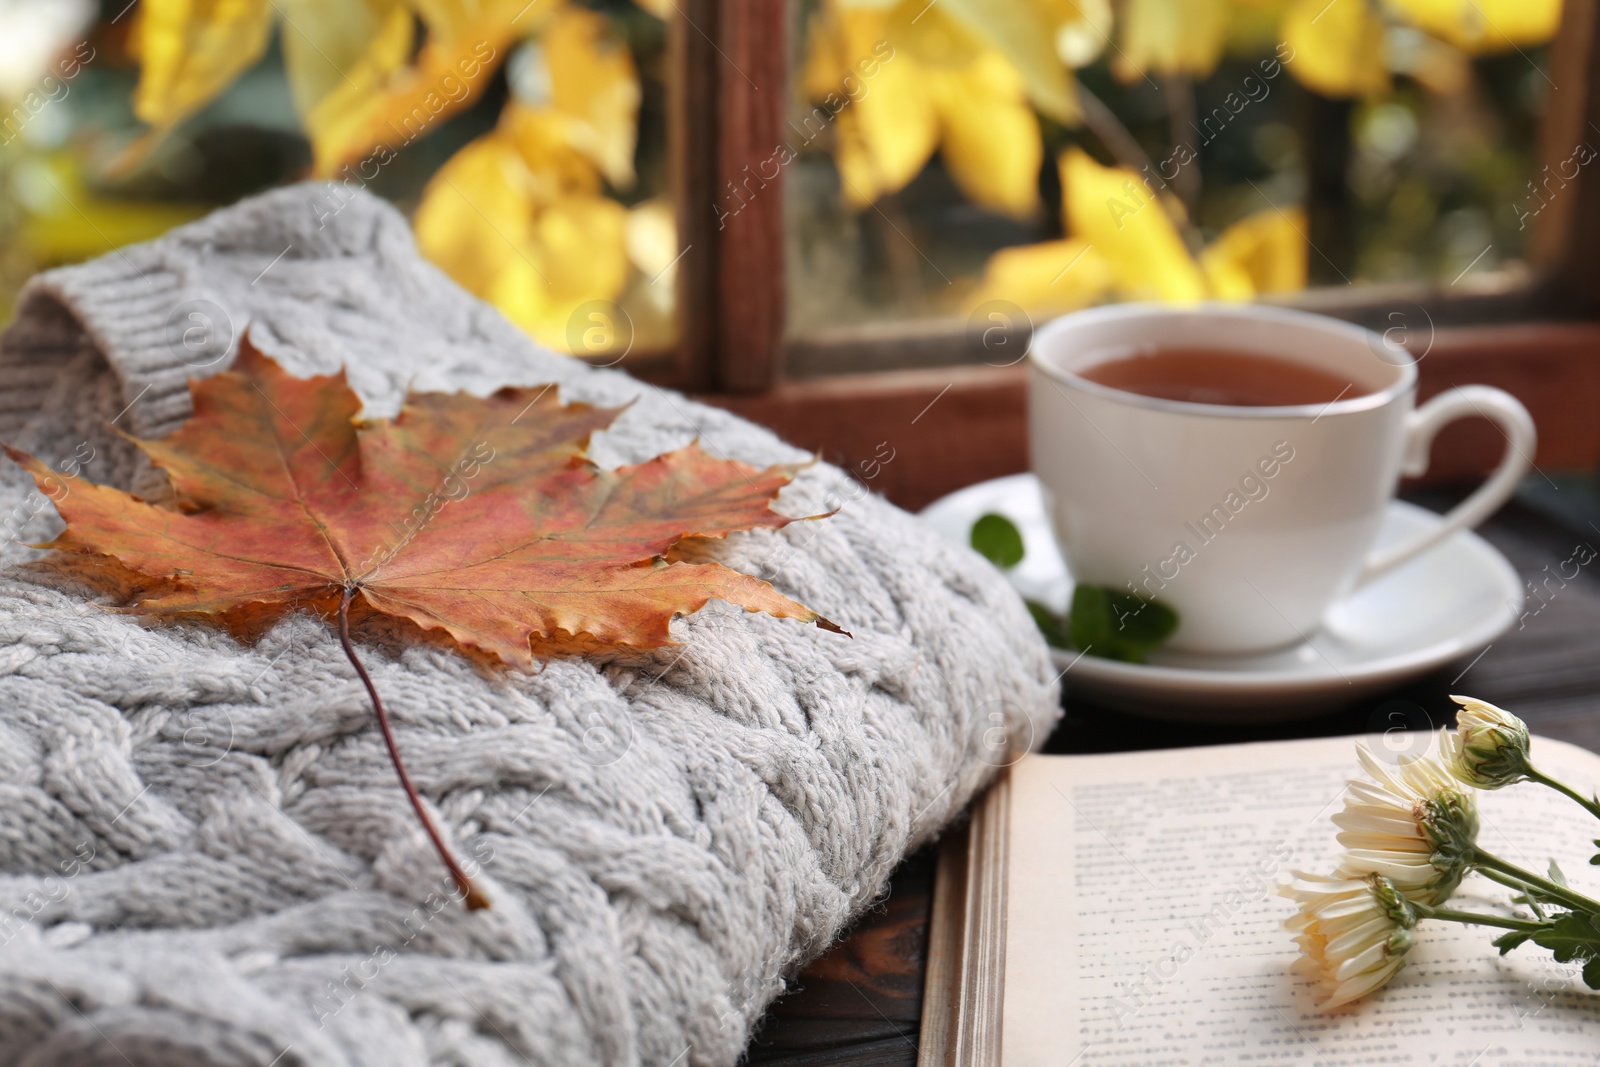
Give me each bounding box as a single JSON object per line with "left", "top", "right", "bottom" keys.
{"left": 920, "top": 474, "right": 1525, "bottom": 722}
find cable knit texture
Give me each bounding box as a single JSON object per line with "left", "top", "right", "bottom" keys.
{"left": 0, "top": 184, "right": 1059, "bottom": 1067}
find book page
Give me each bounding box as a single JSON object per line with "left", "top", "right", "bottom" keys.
{"left": 1000, "top": 734, "right": 1600, "bottom": 1067}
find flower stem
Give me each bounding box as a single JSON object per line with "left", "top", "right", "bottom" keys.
{"left": 338, "top": 586, "right": 490, "bottom": 911}
{"left": 1411, "top": 902, "right": 1548, "bottom": 933}
{"left": 1472, "top": 847, "right": 1600, "bottom": 914}
{"left": 1524, "top": 766, "right": 1600, "bottom": 822}
{"left": 1476, "top": 866, "right": 1553, "bottom": 914}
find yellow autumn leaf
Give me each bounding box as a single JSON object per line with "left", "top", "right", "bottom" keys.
{"left": 542, "top": 6, "right": 641, "bottom": 188}
{"left": 1052, "top": 0, "right": 1114, "bottom": 67}
{"left": 406, "top": 0, "right": 555, "bottom": 33}
{"left": 130, "top": 0, "right": 273, "bottom": 131}
{"left": 1282, "top": 0, "right": 1388, "bottom": 97}
{"left": 500, "top": 104, "right": 606, "bottom": 198}
{"left": 414, "top": 105, "right": 631, "bottom": 351}
{"left": 936, "top": 0, "right": 1082, "bottom": 121}
{"left": 626, "top": 196, "right": 678, "bottom": 315}
{"left": 1060, "top": 146, "right": 1206, "bottom": 302}
{"left": 1386, "top": 0, "right": 1562, "bottom": 53}
{"left": 805, "top": 6, "right": 939, "bottom": 207}
{"left": 929, "top": 49, "right": 1043, "bottom": 218}
{"left": 413, "top": 133, "right": 534, "bottom": 303}
{"left": 625, "top": 197, "right": 678, "bottom": 279}
{"left": 828, "top": 108, "right": 927, "bottom": 208}
{"left": 486, "top": 251, "right": 558, "bottom": 342}
{"left": 1199, "top": 206, "right": 1307, "bottom": 298}
{"left": 1115, "top": 0, "right": 1231, "bottom": 81}
{"left": 972, "top": 162, "right": 1309, "bottom": 311}
{"left": 798, "top": 4, "right": 873, "bottom": 102}
{"left": 280, "top": 0, "right": 415, "bottom": 175}
{"left": 1227, "top": 0, "right": 1295, "bottom": 53}
{"left": 807, "top": 2, "right": 1040, "bottom": 217}
{"left": 313, "top": 0, "right": 538, "bottom": 175}
{"left": 530, "top": 196, "right": 629, "bottom": 316}
{"left": 967, "top": 237, "right": 1113, "bottom": 316}
{"left": 1201, "top": 255, "right": 1255, "bottom": 301}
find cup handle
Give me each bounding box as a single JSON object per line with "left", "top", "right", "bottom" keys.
{"left": 1354, "top": 385, "right": 1535, "bottom": 587}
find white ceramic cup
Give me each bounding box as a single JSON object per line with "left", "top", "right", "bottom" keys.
{"left": 1028, "top": 303, "right": 1535, "bottom": 655}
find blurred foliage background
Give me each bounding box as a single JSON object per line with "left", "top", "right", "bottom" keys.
{"left": 789, "top": 0, "right": 1563, "bottom": 332}
{"left": 0, "top": 0, "right": 1565, "bottom": 353}
{"left": 0, "top": 0, "right": 677, "bottom": 353}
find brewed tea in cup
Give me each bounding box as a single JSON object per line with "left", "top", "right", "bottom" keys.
{"left": 1028, "top": 304, "right": 1534, "bottom": 655}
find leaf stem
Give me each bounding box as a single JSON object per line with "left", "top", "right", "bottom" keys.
{"left": 1473, "top": 847, "right": 1600, "bottom": 914}
{"left": 1163, "top": 73, "right": 1201, "bottom": 216}
{"left": 1411, "top": 902, "right": 1548, "bottom": 932}
{"left": 337, "top": 586, "right": 489, "bottom": 910}
{"left": 1476, "top": 865, "right": 1552, "bottom": 911}
{"left": 1524, "top": 766, "right": 1600, "bottom": 822}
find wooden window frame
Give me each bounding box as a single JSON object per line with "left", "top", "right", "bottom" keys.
{"left": 618, "top": 0, "right": 1600, "bottom": 510}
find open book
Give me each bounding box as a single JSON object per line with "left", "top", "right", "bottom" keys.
{"left": 918, "top": 734, "right": 1600, "bottom": 1066}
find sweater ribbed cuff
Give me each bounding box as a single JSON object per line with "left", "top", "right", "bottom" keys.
{"left": 7, "top": 250, "right": 196, "bottom": 438}
{"left": 0, "top": 182, "right": 420, "bottom": 442}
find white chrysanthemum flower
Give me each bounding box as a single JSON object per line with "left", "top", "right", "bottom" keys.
{"left": 1280, "top": 871, "right": 1417, "bottom": 1007}
{"left": 1444, "top": 694, "right": 1532, "bottom": 790}
{"left": 1331, "top": 744, "right": 1478, "bottom": 906}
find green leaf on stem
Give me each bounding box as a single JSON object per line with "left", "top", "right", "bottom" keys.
{"left": 1513, "top": 888, "right": 1549, "bottom": 921}
{"left": 1495, "top": 911, "right": 1600, "bottom": 987}
{"left": 1026, "top": 599, "right": 1069, "bottom": 649}
{"left": 1493, "top": 928, "right": 1535, "bottom": 954}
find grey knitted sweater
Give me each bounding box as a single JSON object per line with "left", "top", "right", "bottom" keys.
{"left": 0, "top": 185, "right": 1059, "bottom": 1067}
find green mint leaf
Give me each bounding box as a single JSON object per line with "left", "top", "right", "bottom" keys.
{"left": 1025, "top": 599, "right": 1069, "bottom": 649}
{"left": 1587, "top": 955, "right": 1600, "bottom": 991}
{"left": 970, "top": 513, "right": 1025, "bottom": 569}
{"left": 1069, "top": 585, "right": 1112, "bottom": 653}
{"left": 1068, "top": 584, "right": 1180, "bottom": 664}
{"left": 1114, "top": 591, "right": 1179, "bottom": 645}
{"left": 1550, "top": 859, "right": 1570, "bottom": 887}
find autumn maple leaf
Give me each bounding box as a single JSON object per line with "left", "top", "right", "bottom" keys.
{"left": 5, "top": 340, "right": 841, "bottom": 907}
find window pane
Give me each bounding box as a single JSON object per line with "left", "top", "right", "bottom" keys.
{"left": 0, "top": 0, "right": 676, "bottom": 359}
{"left": 785, "top": 0, "right": 1561, "bottom": 367}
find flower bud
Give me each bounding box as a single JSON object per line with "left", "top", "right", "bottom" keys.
{"left": 1446, "top": 695, "right": 1532, "bottom": 790}
{"left": 1369, "top": 872, "right": 1420, "bottom": 931}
